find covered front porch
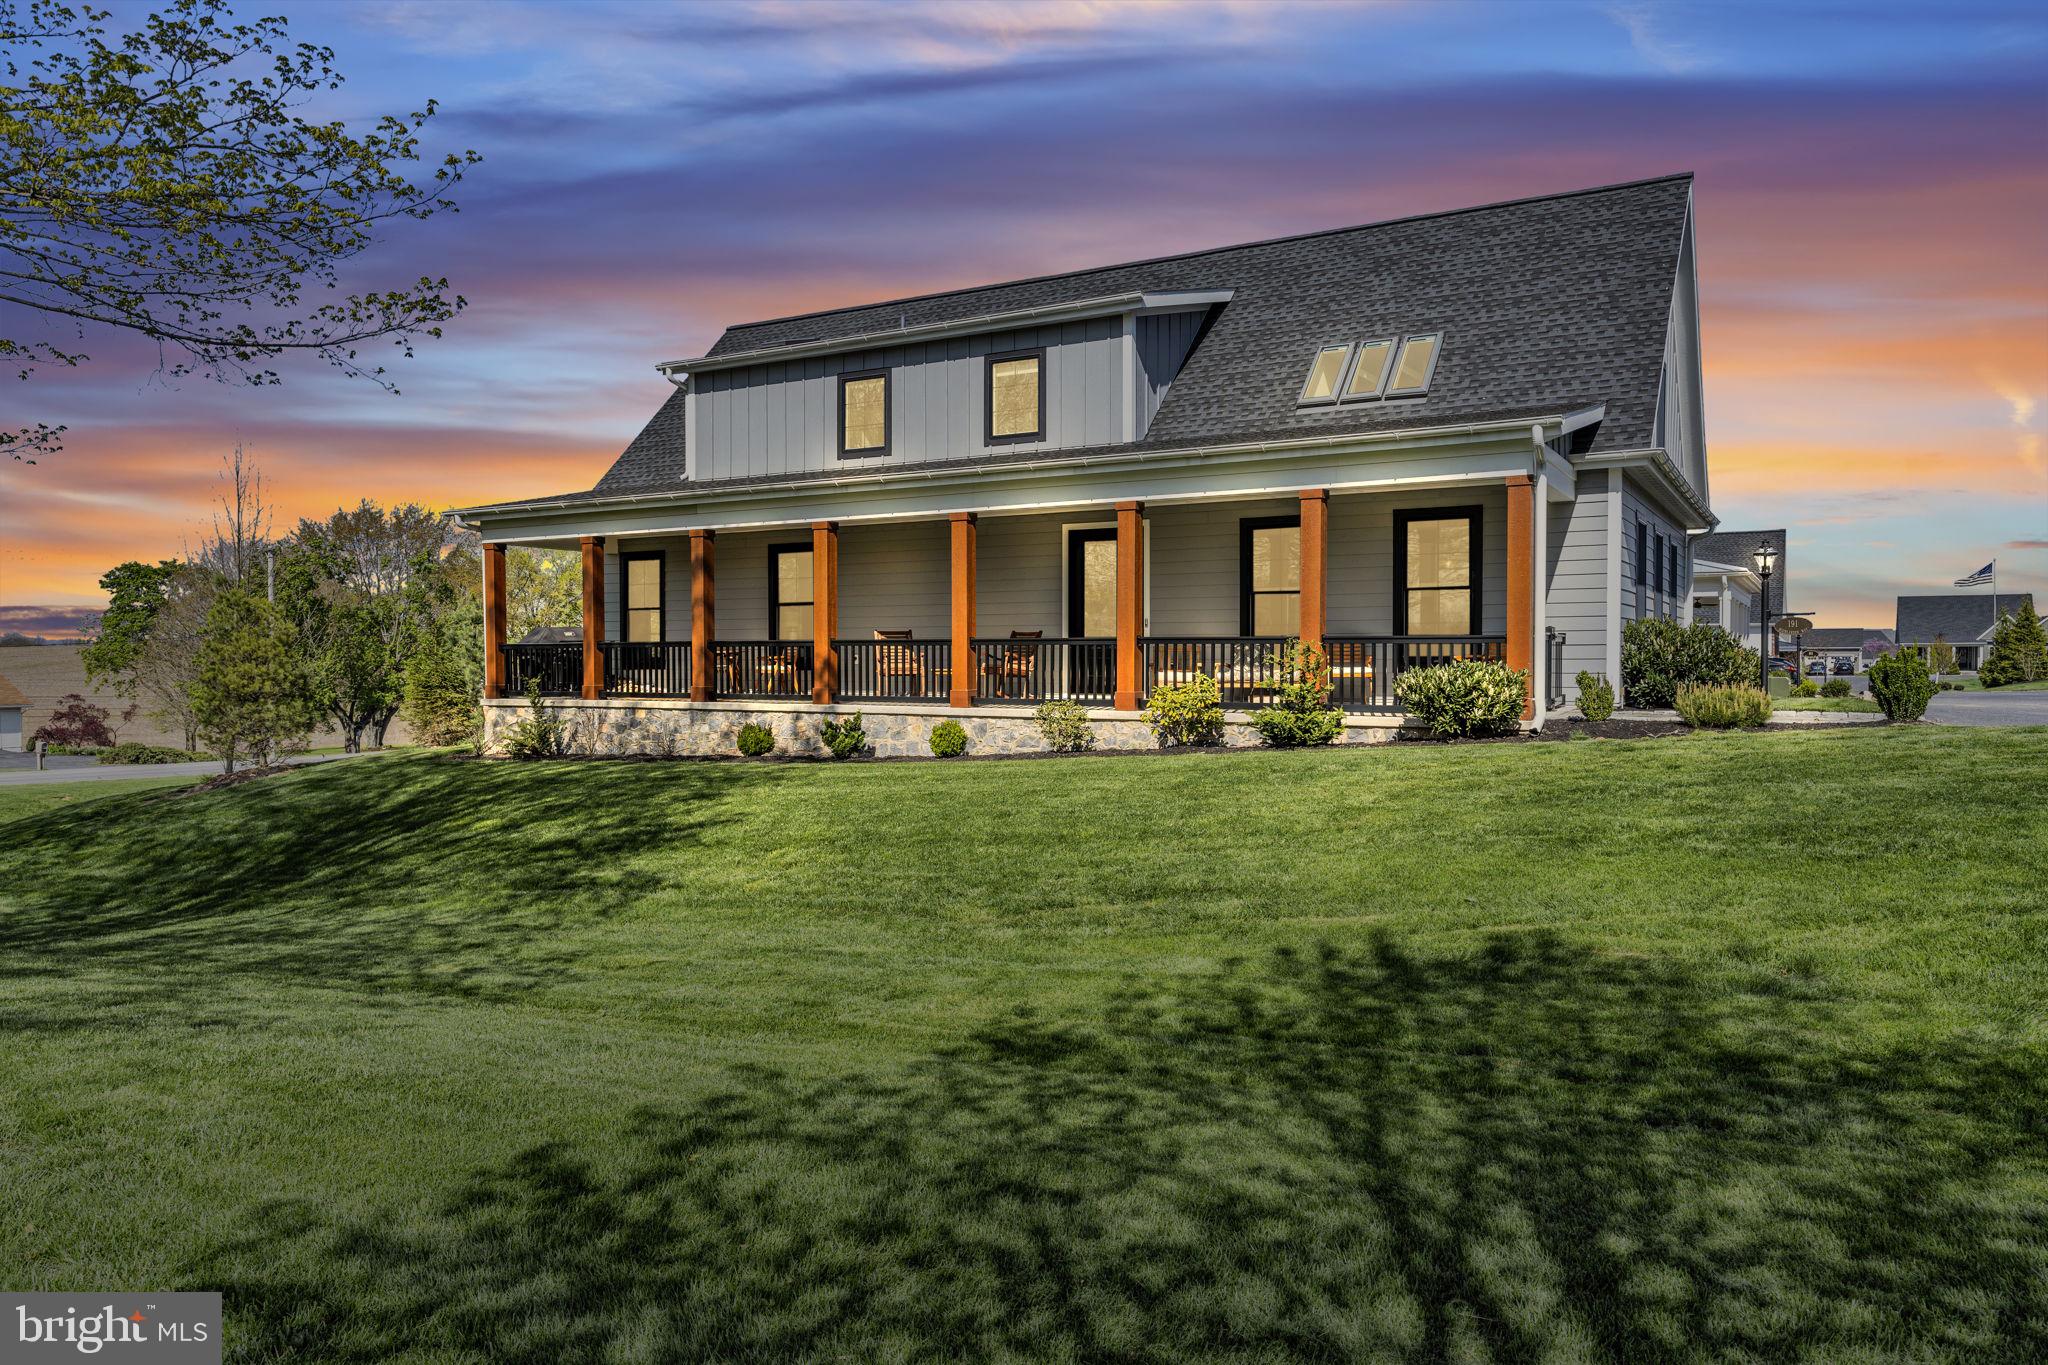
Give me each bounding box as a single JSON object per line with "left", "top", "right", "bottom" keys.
{"left": 482, "top": 478, "right": 1545, "bottom": 720}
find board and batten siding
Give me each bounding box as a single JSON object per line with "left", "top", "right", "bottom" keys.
{"left": 689, "top": 316, "right": 1128, "bottom": 484}
{"left": 1544, "top": 468, "right": 1608, "bottom": 696}
{"left": 1134, "top": 310, "right": 1205, "bottom": 435}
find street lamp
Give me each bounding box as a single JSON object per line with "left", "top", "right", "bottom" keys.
{"left": 1751, "top": 541, "right": 1778, "bottom": 691}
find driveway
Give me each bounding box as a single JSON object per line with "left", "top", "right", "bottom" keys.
{"left": 0, "top": 750, "right": 378, "bottom": 786}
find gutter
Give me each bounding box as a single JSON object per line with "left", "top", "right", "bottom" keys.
{"left": 455, "top": 413, "right": 1570, "bottom": 523}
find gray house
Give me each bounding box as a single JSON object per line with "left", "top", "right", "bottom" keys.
{"left": 1795, "top": 627, "right": 1892, "bottom": 675}
{"left": 459, "top": 174, "right": 1716, "bottom": 753}
{"left": 1896, "top": 594, "right": 2034, "bottom": 672}
{"left": 1691, "top": 528, "right": 1786, "bottom": 652}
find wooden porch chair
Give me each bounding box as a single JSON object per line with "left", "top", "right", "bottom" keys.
{"left": 873, "top": 628, "right": 924, "bottom": 696}
{"left": 983, "top": 630, "right": 1041, "bottom": 699}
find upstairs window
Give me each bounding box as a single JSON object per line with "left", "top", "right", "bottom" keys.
{"left": 1342, "top": 339, "right": 1396, "bottom": 400}
{"left": 987, "top": 350, "right": 1044, "bottom": 444}
{"left": 838, "top": 371, "right": 889, "bottom": 457}
{"left": 623, "top": 552, "right": 663, "bottom": 643}
{"left": 1386, "top": 333, "right": 1441, "bottom": 396}
{"left": 1298, "top": 344, "right": 1351, "bottom": 405}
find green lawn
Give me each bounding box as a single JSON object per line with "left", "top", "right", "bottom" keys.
{"left": 3, "top": 731, "right": 2044, "bottom": 1361}
{"left": 1946, "top": 676, "right": 2048, "bottom": 691}
{"left": 1775, "top": 695, "right": 1882, "bottom": 712}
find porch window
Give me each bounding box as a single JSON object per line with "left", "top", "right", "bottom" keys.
{"left": 1240, "top": 517, "right": 1301, "bottom": 636}
{"left": 623, "top": 551, "right": 664, "bottom": 643}
{"left": 838, "top": 371, "right": 889, "bottom": 457}
{"left": 1386, "top": 333, "right": 1441, "bottom": 396}
{"left": 1395, "top": 507, "right": 1481, "bottom": 635}
{"left": 987, "top": 350, "right": 1044, "bottom": 443}
{"left": 770, "top": 544, "right": 814, "bottom": 640}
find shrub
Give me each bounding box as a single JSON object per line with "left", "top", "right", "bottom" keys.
{"left": 1674, "top": 683, "right": 1773, "bottom": 729}
{"left": 1574, "top": 671, "right": 1616, "bottom": 722}
{"left": 1033, "top": 699, "right": 1094, "bottom": 753}
{"left": 1248, "top": 639, "right": 1343, "bottom": 748}
{"left": 1867, "top": 648, "right": 1936, "bottom": 722}
{"left": 29, "top": 693, "right": 119, "bottom": 748}
{"left": 1142, "top": 673, "right": 1224, "bottom": 747}
{"left": 1792, "top": 680, "right": 1819, "bottom": 698}
{"left": 501, "top": 682, "right": 568, "bottom": 759}
{"left": 929, "top": 719, "right": 967, "bottom": 757}
{"left": 1980, "top": 598, "right": 2048, "bottom": 686}
{"left": 1620, "top": 618, "right": 1760, "bottom": 708}
{"left": 1395, "top": 659, "right": 1529, "bottom": 738}
{"left": 736, "top": 722, "right": 776, "bottom": 757}
{"left": 1821, "top": 678, "right": 1851, "bottom": 698}
{"left": 98, "top": 742, "right": 207, "bottom": 764}
{"left": 821, "top": 712, "right": 867, "bottom": 760}
{"left": 41, "top": 743, "right": 107, "bottom": 757}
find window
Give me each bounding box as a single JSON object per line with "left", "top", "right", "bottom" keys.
{"left": 769, "top": 544, "right": 814, "bottom": 640}
{"left": 1386, "top": 333, "right": 1441, "bottom": 396}
{"left": 838, "top": 371, "right": 889, "bottom": 457}
{"left": 987, "top": 350, "right": 1044, "bottom": 443}
{"left": 1341, "top": 339, "right": 1396, "bottom": 400}
{"left": 1654, "top": 532, "right": 1666, "bottom": 596}
{"left": 1297, "top": 344, "right": 1351, "bottom": 405}
{"left": 1635, "top": 521, "right": 1648, "bottom": 587}
{"left": 1240, "top": 517, "right": 1301, "bottom": 636}
{"left": 1395, "top": 507, "right": 1481, "bottom": 635}
{"left": 1668, "top": 541, "right": 1680, "bottom": 599}
{"left": 623, "top": 551, "right": 664, "bottom": 643}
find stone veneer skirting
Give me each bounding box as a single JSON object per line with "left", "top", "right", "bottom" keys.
{"left": 482, "top": 697, "right": 1418, "bottom": 758}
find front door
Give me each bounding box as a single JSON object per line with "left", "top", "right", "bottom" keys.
{"left": 1066, "top": 528, "right": 1118, "bottom": 698}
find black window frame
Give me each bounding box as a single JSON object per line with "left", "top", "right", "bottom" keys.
{"left": 1635, "top": 521, "right": 1648, "bottom": 587}
{"left": 768, "top": 542, "right": 815, "bottom": 641}
{"left": 1239, "top": 515, "right": 1302, "bottom": 636}
{"left": 1393, "top": 505, "right": 1483, "bottom": 636}
{"left": 1668, "top": 540, "right": 1680, "bottom": 601}
{"left": 1654, "top": 531, "right": 1666, "bottom": 596}
{"left": 836, "top": 368, "right": 891, "bottom": 459}
{"left": 984, "top": 347, "right": 1047, "bottom": 446}
{"left": 620, "top": 549, "right": 666, "bottom": 644}
{"left": 1065, "top": 527, "right": 1118, "bottom": 638}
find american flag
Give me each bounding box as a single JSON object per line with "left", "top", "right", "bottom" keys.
{"left": 1953, "top": 561, "right": 1995, "bottom": 587}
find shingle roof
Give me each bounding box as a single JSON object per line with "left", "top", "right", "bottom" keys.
{"left": 556, "top": 174, "right": 1696, "bottom": 504}
{"left": 1896, "top": 593, "right": 2034, "bottom": 644}
{"left": 0, "top": 671, "right": 26, "bottom": 708}
{"left": 1694, "top": 528, "right": 1787, "bottom": 613}
{"left": 1800, "top": 628, "right": 1891, "bottom": 650}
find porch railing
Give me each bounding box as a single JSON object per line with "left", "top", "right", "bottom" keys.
{"left": 970, "top": 637, "right": 1116, "bottom": 704}
{"left": 603, "top": 641, "right": 691, "bottom": 698}
{"left": 836, "top": 639, "right": 953, "bottom": 701}
{"left": 503, "top": 642, "right": 581, "bottom": 697}
{"left": 1142, "top": 637, "right": 1288, "bottom": 707}
{"left": 1546, "top": 628, "right": 1567, "bottom": 710}
{"left": 1322, "top": 635, "right": 1507, "bottom": 712}
{"left": 714, "top": 641, "right": 814, "bottom": 699}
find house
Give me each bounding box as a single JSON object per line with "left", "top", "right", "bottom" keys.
{"left": 0, "top": 672, "right": 25, "bottom": 752}
{"left": 1689, "top": 528, "right": 1787, "bottom": 652}
{"left": 1794, "top": 627, "right": 1892, "bottom": 675}
{"left": 1895, "top": 594, "right": 2035, "bottom": 672}
{"left": 457, "top": 174, "right": 1716, "bottom": 753}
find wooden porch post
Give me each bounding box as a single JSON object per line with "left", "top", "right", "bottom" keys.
{"left": 949, "top": 512, "right": 977, "bottom": 708}
{"left": 1298, "top": 488, "right": 1328, "bottom": 649}
{"left": 689, "top": 529, "right": 715, "bottom": 702}
{"left": 811, "top": 521, "right": 839, "bottom": 704}
{"left": 1505, "top": 475, "right": 1535, "bottom": 720}
{"left": 580, "top": 535, "right": 605, "bottom": 700}
{"left": 482, "top": 542, "right": 507, "bottom": 698}
{"left": 1114, "top": 500, "right": 1144, "bottom": 711}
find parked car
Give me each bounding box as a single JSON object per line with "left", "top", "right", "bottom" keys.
{"left": 1832, "top": 658, "right": 1855, "bottom": 675}
{"left": 1768, "top": 657, "right": 1798, "bottom": 679}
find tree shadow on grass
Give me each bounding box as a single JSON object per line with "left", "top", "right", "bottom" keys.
{"left": 0, "top": 756, "right": 764, "bottom": 1027}
{"left": 205, "top": 935, "right": 2045, "bottom": 1362}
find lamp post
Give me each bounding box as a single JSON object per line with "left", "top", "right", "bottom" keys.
{"left": 1752, "top": 541, "right": 1778, "bottom": 691}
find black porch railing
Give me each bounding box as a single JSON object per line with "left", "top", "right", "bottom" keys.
{"left": 1142, "top": 637, "right": 1288, "bottom": 707}
{"left": 836, "top": 639, "right": 953, "bottom": 701}
{"left": 1321, "top": 635, "right": 1507, "bottom": 713}
{"left": 503, "top": 642, "right": 581, "bottom": 696}
{"left": 970, "top": 637, "right": 1116, "bottom": 704}
{"left": 603, "top": 641, "right": 691, "bottom": 697}
{"left": 1546, "top": 628, "right": 1567, "bottom": 710}
{"left": 714, "top": 641, "right": 814, "bottom": 699}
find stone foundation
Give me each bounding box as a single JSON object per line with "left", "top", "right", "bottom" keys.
{"left": 482, "top": 697, "right": 1410, "bottom": 759}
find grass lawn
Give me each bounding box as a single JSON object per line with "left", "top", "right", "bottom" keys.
{"left": 1946, "top": 676, "right": 2048, "bottom": 691}
{"left": 1775, "top": 695, "right": 1882, "bottom": 712}
{"left": 3, "top": 729, "right": 2044, "bottom": 1361}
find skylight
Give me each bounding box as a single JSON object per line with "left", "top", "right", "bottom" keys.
{"left": 1387, "top": 333, "right": 1441, "bottom": 396}
{"left": 1342, "top": 339, "right": 1395, "bottom": 399}
{"left": 1298, "top": 333, "right": 1442, "bottom": 407}
{"left": 1297, "top": 344, "right": 1351, "bottom": 405}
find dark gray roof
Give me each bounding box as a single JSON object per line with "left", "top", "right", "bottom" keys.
{"left": 517, "top": 625, "right": 582, "bottom": 645}
{"left": 1896, "top": 593, "right": 2033, "bottom": 643}
{"left": 1694, "top": 528, "right": 1788, "bottom": 613}
{"left": 558, "top": 174, "right": 1695, "bottom": 504}
{"left": 1800, "top": 628, "right": 1890, "bottom": 650}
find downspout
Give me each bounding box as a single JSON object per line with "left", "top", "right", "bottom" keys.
{"left": 1530, "top": 423, "right": 1549, "bottom": 729}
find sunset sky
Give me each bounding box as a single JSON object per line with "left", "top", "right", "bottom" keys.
{"left": 4, "top": 0, "right": 2044, "bottom": 638}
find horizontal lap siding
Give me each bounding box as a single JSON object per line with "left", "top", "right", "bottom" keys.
{"left": 977, "top": 512, "right": 1069, "bottom": 637}
{"left": 1146, "top": 498, "right": 1293, "bottom": 635}
{"left": 1620, "top": 474, "right": 1686, "bottom": 624}
{"left": 837, "top": 520, "right": 949, "bottom": 638}
{"left": 1327, "top": 486, "right": 1509, "bottom": 636}
{"left": 1545, "top": 470, "right": 1608, "bottom": 694}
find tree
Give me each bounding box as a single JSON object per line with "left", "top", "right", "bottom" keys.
{"left": 190, "top": 587, "right": 318, "bottom": 772}
{"left": 29, "top": 692, "right": 125, "bottom": 747}
{"left": 508, "top": 547, "right": 581, "bottom": 639}
{"left": 400, "top": 533, "right": 485, "bottom": 747}
{"left": 1981, "top": 599, "right": 2047, "bottom": 686}
{"left": 80, "top": 559, "right": 179, "bottom": 687}
{"left": 1930, "top": 634, "right": 1957, "bottom": 677}
{"left": 1, "top": 0, "right": 479, "bottom": 462}
{"left": 187, "top": 444, "right": 273, "bottom": 586}
{"left": 129, "top": 564, "right": 215, "bottom": 750}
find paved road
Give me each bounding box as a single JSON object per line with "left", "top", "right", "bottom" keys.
{"left": 1925, "top": 689, "right": 2048, "bottom": 727}
{"left": 0, "top": 750, "right": 376, "bottom": 787}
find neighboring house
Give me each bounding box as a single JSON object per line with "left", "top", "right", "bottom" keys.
{"left": 1689, "top": 556, "right": 1764, "bottom": 652}
{"left": 458, "top": 174, "right": 1717, "bottom": 751}
{"left": 0, "top": 672, "right": 26, "bottom": 751}
{"left": 517, "top": 625, "right": 582, "bottom": 645}
{"left": 1691, "top": 527, "right": 1787, "bottom": 651}
{"left": 1795, "top": 627, "right": 1892, "bottom": 675}
{"left": 1896, "top": 594, "right": 2035, "bottom": 672}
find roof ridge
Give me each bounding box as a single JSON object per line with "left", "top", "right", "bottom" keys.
{"left": 718, "top": 172, "right": 1696, "bottom": 336}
